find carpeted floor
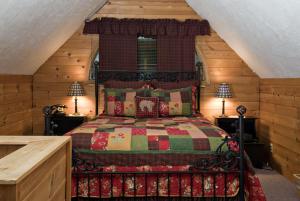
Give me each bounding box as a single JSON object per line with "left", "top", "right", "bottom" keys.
{"left": 256, "top": 169, "right": 300, "bottom": 201}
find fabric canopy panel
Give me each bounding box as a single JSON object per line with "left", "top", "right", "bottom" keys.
{"left": 83, "top": 18, "right": 210, "bottom": 36}
{"left": 83, "top": 18, "right": 210, "bottom": 72}
{"left": 157, "top": 36, "right": 195, "bottom": 72}
{"left": 100, "top": 34, "right": 137, "bottom": 71}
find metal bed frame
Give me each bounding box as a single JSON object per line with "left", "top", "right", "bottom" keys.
{"left": 71, "top": 62, "right": 246, "bottom": 201}
{"left": 93, "top": 62, "right": 202, "bottom": 116}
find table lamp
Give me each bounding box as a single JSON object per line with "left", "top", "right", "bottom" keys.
{"left": 216, "top": 83, "right": 232, "bottom": 117}
{"left": 67, "top": 81, "right": 85, "bottom": 115}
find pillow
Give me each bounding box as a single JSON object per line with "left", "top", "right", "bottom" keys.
{"left": 104, "top": 88, "right": 146, "bottom": 116}
{"left": 135, "top": 96, "right": 159, "bottom": 118}
{"left": 151, "top": 81, "right": 199, "bottom": 114}
{"left": 150, "top": 87, "right": 193, "bottom": 117}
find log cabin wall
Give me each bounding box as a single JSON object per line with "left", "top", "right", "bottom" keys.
{"left": 32, "top": 0, "right": 259, "bottom": 134}
{"left": 259, "top": 79, "right": 300, "bottom": 180}
{"left": 0, "top": 75, "right": 33, "bottom": 135}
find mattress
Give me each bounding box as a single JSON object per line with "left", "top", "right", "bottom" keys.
{"left": 66, "top": 115, "right": 230, "bottom": 166}
{"left": 68, "top": 115, "right": 265, "bottom": 200}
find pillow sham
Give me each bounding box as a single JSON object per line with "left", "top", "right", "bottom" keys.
{"left": 151, "top": 81, "right": 198, "bottom": 114}
{"left": 135, "top": 96, "right": 159, "bottom": 118}
{"left": 150, "top": 87, "right": 193, "bottom": 117}
{"left": 104, "top": 88, "right": 146, "bottom": 117}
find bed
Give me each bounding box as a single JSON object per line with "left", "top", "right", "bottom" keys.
{"left": 67, "top": 63, "right": 266, "bottom": 201}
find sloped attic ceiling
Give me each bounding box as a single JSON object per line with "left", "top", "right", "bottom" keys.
{"left": 186, "top": 0, "right": 300, "bottom": 78}
{"left": 0, "top": 0, "right": 106, "bottom": 75}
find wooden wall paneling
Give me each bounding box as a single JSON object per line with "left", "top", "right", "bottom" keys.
{"left": 195, "top": 33, "right": 259, "bottom": 121}
{"left": 95, "top": 0, "right": 201, "bottom": 20}
{"left": 32, "top": 0, "right": 259, "bottom": 134}
{"left": 259, "top": 78, "right": 300, "bottom": 180}
{"left": 0, "top": 75, "right": 33, "bottom": 136}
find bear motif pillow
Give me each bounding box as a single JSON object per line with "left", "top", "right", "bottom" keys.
{"left": 135, "top": 96, "right": 159, "bottom": 118}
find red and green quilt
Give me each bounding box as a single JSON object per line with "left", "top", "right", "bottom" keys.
{"left": 67, "top": 115, "right": 266, "bottom": 200}
{"left": 67, "top": 115, "right": 230, "bottom": 166}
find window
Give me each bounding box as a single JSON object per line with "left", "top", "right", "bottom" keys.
{"left": 195, "top": 52, "right": 205, "bottom": 82}
{"left": 89, "top": 51, "right": 99, "bottom": 80}
{"left": 137, "top": 36, "right": 157, "bottom": 72}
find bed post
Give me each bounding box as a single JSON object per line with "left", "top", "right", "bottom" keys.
{"left": 237, "top": 105, "right": 246, "bottom": 201}
{"left": 94, "top": 61, "right": 99, "bottom": 116}
{"left": 197, "top": 86, "right": 201, "bottom": 113}
{"left": 196, "top": 65, "right": 201, "bottom": 113}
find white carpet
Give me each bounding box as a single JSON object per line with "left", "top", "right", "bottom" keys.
{"left": 256, "top": 169, "right": 300, "bottom": 201}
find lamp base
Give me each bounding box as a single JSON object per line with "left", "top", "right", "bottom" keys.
{"left": 72, "top": 112, "right": 82, "bottom": 116}
{"left": 219, "top": 99, "right": 227, "bottom": 117}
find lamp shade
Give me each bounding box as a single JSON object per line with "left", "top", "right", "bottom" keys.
{"left": 67, "top": 81, "right": 85, "bottom": 96}
{"left": 216, "top": 83, "right": 232, "bottom": 98}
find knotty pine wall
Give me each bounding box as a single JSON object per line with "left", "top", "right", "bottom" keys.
{"left": 0, "top": 75, "right": 33, "bottom": 135}
{"left": 32, "top": 0, "right": 259, "bottom": 134}
{"left": 259, "top": 79, "right": 300, "bottom": 180}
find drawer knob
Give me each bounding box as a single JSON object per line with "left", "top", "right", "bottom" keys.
{"left": 50, "top": 121, "right": 58, "bottom": 129}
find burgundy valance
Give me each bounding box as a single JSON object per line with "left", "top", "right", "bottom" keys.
{"left": 83, "top": 18, "right": 210, "bottom": 36}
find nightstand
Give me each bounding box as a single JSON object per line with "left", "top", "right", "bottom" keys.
{"left": 214, "top": 115, "right": 258, "bottom": 142}
{"left": 244, "top": 142, "right": 267, "bottom": 168}
{"left": 215, "top": 115, "right": 267, "bottom": 168}
{"left": 44, "top": 115, "right": 86, "bottom": 136}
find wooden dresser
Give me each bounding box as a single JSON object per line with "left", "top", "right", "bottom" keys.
{"left": 0, "top": 136, "right": 71, "bottom": 201}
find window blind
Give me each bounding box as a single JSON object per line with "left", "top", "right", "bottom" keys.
{"left": 137, "top": 36, "right": 157, "bottom": 72}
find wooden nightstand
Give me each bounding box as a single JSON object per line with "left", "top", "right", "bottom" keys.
{"left": 44, "top": 115, "right": 86, "bottom": 136}
{"left": 214, "top": 115, "right": 258, "bottom": 142}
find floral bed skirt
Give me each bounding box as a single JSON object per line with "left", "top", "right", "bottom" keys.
{"left": 72, "top": 165, "right": 266, "bottom": 201}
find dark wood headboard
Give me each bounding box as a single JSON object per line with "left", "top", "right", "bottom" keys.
{"left": 94, "top": 61, "right": 201, "bottom": 115}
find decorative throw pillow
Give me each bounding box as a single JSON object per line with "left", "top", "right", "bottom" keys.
{"left": 135, "top": 96, "right": 159, "bottom": 118}
{"left": 104, "top": 88, "right": 146, "bottom": 117}
{"left": 150, "top": 87, "right": 193, "bottom": 117}
{"left": 150, "top": 81, "right": 199, "bottom": 113}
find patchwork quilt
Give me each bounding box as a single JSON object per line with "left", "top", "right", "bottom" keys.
{"left": 68, "top": 116, "right": 266, "bottom": 200}
{"left": 66, "top": 115, "right": 230, "bottom": 166}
